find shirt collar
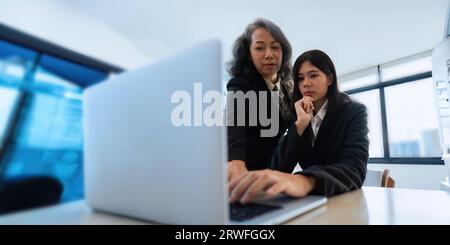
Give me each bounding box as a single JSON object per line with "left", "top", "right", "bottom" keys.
{"left": 263, "top": 76, "right": 280, "bottom": 91}
{"left": 315, "top": 100, "right": 328, "bottom": 121}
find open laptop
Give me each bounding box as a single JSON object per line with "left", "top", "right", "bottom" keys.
{"left": 83, "top": 39, "right": 327, "bottom": 225}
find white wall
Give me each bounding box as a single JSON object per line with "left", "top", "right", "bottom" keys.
{"left": 63, "top": 0, "right": 449, "bottom": 76}
{"left": 0, "top": 0, "right": 149, "bottom": 70}
{"left": 368, "top": 164, "right": 447, "bottom": 190}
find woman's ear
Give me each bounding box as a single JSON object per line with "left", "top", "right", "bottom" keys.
{"left": 327, "top": 74, "right": 333, "bottom": 86}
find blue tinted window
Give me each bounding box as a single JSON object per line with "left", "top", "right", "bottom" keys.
{"left": 2, "top": 92, "right": 84, "bottom": 201}
{"left": 0, "top": 40, "right": 36, "bottom": 61}
{"left": 1, "top": 39, "right": 109, "bottom": 202}
{"left": 0, "top": 40, "right": 36, "bottom": 86}
{"left": 39, "top": 55, "right": 107, "bottom": 87}
{"left": 0, "top": 87, "right": 19, "bottom": 148}
{"left": 1, "top": 40, "right": 36, "bottom": 151}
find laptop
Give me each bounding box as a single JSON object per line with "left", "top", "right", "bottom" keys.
{"left": 83, "top": 39, "right": 327, "bottom": 225}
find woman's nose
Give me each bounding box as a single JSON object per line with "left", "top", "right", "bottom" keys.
{"left": 264, "top": 50, "right": 274, "bottom": 59}
{"left": 303, "top": 78, "right": 311, "bottom": 87}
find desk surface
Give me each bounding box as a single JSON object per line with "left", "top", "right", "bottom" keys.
{"left": 440, "top": 177, "right": 450, "bottom": 191}
{"left": 1, "top": 187, "right": 450, "bottom": 225}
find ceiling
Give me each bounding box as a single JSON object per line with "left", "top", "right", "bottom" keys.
{"left": 32, "top": 0, "right": 450, "bottom": 75}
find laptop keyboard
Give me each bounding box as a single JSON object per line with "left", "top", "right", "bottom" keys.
{"left": 229, "top": 203, "right": 282, "bottom": 221}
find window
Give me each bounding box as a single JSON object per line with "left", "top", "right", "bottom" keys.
{"left": 385, "top": 78, "right": 441, "bottom": 157}
{"left": 340, "top": 51, "right": 443, "bottom": 164}
{"left": 0, "top": 39, "right": 36, "bottom": 150}
{"left": 0, "top": 87, "right": 18, "bottom": 146}
{"left": 0, "top": 25, "right": 121, "bottom": 203}
{"left": 0, "top": 39, "right": 36, "bottom": 83}
{"left": 2, "top": 65, "right": 87, "bottom": 202}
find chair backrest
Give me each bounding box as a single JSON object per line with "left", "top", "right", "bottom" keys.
{"left": 0, "top": 175, "right": 63, "bottom": 214}
{"left": 363, "top": 169, "right": 395, "bottom": 188}
{"left": 381, "top": 169, "right": 395, "bottom": 188}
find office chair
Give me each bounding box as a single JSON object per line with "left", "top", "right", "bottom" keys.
{"left": 364, "top": 169, "right": 395, "bottom": 188}
{"left": 381, "top": 169, "right": 395, "bottom": 188}
{"left": 0, "top": 175, "right": 63, "bottom": 214}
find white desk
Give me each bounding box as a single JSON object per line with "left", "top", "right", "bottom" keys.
{"left": 0, "top": 201, "right": 148, "bottom": 225}
{"left": 1, "top": 187, "right": 450, "bottom": 225}
{"left": 440, "top": 177, "right": 450, "bottom": 192}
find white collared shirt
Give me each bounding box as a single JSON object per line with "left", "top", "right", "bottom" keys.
{"left": 263, "top": 77, "right": 282, "bottom": 108}
{"left": 311, "top": 100, "right": 328, "bottom": 140}
{"left": 263, "top": 77, "right": 280, "bottom": 92}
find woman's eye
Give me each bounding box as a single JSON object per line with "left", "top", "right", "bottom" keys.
{"left": 298, "top": 77, "right": 304, "bottom": 82}
{"left": 311, "top": 74, "right": 318, "bottom": 78}
{"left": 255, "top": 47, "right": 264, "bottom": 51}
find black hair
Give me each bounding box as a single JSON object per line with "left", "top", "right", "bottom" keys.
{"left": 291, "top": 49, "right": 346, "bottom": 119}
{"left": 228, "top": 18, "right": 293, "bottom": 120}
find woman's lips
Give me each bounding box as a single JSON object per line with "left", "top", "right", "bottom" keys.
{"left": 263, "top": 64, "right": 276, "bottom": 68}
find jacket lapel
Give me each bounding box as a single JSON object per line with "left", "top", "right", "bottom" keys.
{"left": 255, "top": 73, "right": 270, "bottom": 92}
{"left": 313, "top": 111, "right": 335, "bottom": 151}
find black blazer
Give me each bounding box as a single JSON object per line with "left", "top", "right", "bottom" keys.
{"left": 227, "top": 75, "right": 290, "bottom": 170}
{"left": 271, "top": 96, "right": 369, "bottom": 196}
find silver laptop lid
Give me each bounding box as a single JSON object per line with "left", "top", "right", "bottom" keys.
{"left": 83, "top": 40, "right": 228, "bottom": 224}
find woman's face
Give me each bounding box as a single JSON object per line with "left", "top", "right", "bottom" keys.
{"left": 297, "top": 61, "right": 332, "bottom": 103}
{"left": 249, "top": 28, "right": 283, "bottom": 82}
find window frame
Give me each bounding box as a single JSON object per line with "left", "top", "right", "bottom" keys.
{"left": 345, "top": 65, "right": 443, "bottom": 165}
{"left": 0, "top": 24, "right": 124, "bottom": 173}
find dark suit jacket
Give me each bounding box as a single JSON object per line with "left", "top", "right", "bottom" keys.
{"left": 227, "top": 75, "right": 290, "bottom": 170}
{"left": 271, "top": 96, "right": 369, "bottom": 196}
